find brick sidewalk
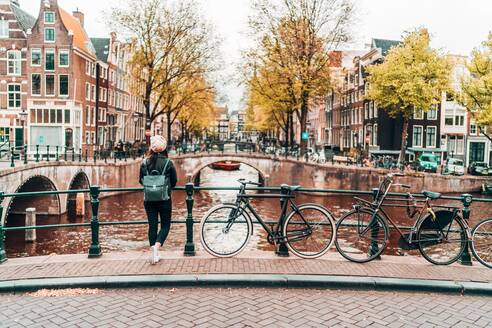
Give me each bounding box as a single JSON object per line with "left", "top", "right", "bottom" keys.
{"left": 0, "top": 251, "right": 490, "bottom": 283}
{"left": 1, "top": 288, "right": 491, "bottom": 327}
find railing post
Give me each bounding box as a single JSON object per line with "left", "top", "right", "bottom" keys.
{"left": 10, "top": 147, "right": 14, "bottom": 168}
{"left": 35, "top": 145, "right": 39, "bottom": 163}
{"left": 184, "top": 183, "right": 196, "bottom": 256}
{"left": 460, "top": 194, "right": 473, "bottom": 266}
{"left": 369, "top": 188, "right": 382, "bottom": 259}
{"left": 88, "top": 186, "right": 102, "bottom": 258}
{"left": 93, "top": 149, "right": 97, "bottom": 164}
{"left": 0, "top": 192, "right": 7, "bottom": 263}
{"left": 64, "top": 147, "right": 67, "bottom": 161}
{"left": 83, "top": 148, "right": 87, "bottom": 162}
{"left": 71, "top": 147, "right": 75, "bottom": 162}
{"left": 23, "top": 144, "right": 28, "bottom": 165}
{"left": 276, "top": 185, "right": 290, "bottom": 257}
{"left": 55, "top": 146, "right": 59, "bottom": 161}
{"left": 46, "top": 145, "right": 50, "bottom": 162}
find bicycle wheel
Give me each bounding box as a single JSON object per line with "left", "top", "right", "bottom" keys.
{"left": 282, "top": 204, "right": 336, "bottom": 259}
{"left": 471, "top": 218, "right": 492, "bottom": 269}
{"left": 335, "top": 208, "right": 388, "bottom": 263}
{"left": 417, "top": 211, "right": 466, "bottom": 265}
{"left": 200, "top": 204, "right": 252, "bottom": 258}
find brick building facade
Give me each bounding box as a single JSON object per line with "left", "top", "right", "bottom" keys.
{"left": 0, "top": 0, "right": 145, "bottom": 155}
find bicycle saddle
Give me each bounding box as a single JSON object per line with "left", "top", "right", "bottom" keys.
{"left": 422, "top": 191, "right": 441, "bottom": 200}
{"left": 281, "top": 184, "right": 301, "bottom": 191}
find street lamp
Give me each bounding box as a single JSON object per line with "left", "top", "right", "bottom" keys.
{"left": 18, "top": 110, "right": 28, "bottom": 146}
{"left": 133, "top": 112, "right": 140, "bottom": 143}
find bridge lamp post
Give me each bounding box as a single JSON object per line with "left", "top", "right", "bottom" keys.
{"left": 132, "top": 113, "right": 140, "bottom": 143}
{"left": 19, "top": 109, "right": 28, "bottom": 148}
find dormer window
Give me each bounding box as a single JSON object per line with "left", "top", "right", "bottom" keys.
{"left": 44, "top": 28, "right": 55, "bottom": 42}
{"left": 0, "top": 20, "right": 9, "bottom": 38}
{"left": 45, "top": 12, "right": 55, "bottom": 24}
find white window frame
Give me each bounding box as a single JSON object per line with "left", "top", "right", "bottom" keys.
{"left": 45, "top": 74, "right": 55, "bottom": 97}
{"left": 91, "top": 85, "right": 96, "bottom": 101}
{"left": 44, "top": 11, "right": 55, "bottom": 24}
{"left": 7, "top": 50, "right": 21, "bottom": 76}
{"left": 412, "top": 125, "right": 423, "bottom": 147}
{"left": 427, "top": 105, "right": 438, "bottom": 120}
{"left": 59, "top": 49, "right": 70, "bottom": 67}
{"left": 414, "top": 108, "right": 424, "bottom": 120}
{"left": 85, "top": 83, "right": 91, "bottom": 101}
{"left": 59, "top": 74, "right": 69, "bottom": 97}
{"left": 45, "top": 48, "right": 55, "bottom": 71}
{"left": 31, "top": 48, "right": 42, "bottom": 67}
{"left": 44, "top": 27, "right": 55, "bottom": 43}
{"left": 31, "top": 73, "right": 42, "bottom": 96}
{"left": 0, "top": 20, "right": 8, "bottom": 38}
{"left": 470, "top": 120, "right": 477, "bottom": 136}
{"left": 373, "top": 124, "right": 378, "bottom": 146}
{"left": 7, "top": 84, "right": 21, "bottom": 109}
{"left": 426, "top": 126, "right": 437, "bottom": 148}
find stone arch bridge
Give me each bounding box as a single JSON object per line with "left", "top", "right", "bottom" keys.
{"left": 1, "top": 153, "right": 489, "bottom": 225}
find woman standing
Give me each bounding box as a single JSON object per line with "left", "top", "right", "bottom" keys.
{"left": 139, "top": 136, "right": 177, "bottom": 264}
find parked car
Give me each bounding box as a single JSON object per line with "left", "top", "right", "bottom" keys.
{"left": 417, "top": 153, "right": 439, "bottom": 173}
{"left": 444, "top": 158, "right": 465, "bottom": 176}
{"left": 468, "top": 162, "right": 492, "bottom": 176}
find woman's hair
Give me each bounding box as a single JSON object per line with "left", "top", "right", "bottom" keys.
{"left": 146, "top": 149, "right": 168, "bottom": 169}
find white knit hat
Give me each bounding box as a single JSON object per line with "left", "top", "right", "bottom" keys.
{"left": 150, "top": 135, "right": 167, "bottom": 153}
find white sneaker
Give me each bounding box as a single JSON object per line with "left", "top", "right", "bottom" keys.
{"left": 150, "top": 246, "right": 156, "bottom": 265}
{"left": 153, "top": 245, "right": 160, "bottom": 264}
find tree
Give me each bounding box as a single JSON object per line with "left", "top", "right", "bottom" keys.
{"left": 176, "top": 75, "right": 216, "bottom": 141}
{"left": 111, "top": 0, "right": 219, "bottom": 143}
{"left": 245, "top": 0, "right": 355, "bottom": 154}
{"left": 459, "top": 32, "right": 492, "bottom": 141}
{"left": 365, "top": 28, "right": 452, "bottom": 165}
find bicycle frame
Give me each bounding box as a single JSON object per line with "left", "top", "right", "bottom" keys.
{"left": 229, "top": 184, "right": 310, "bottom": 243}
{"left": 358, "top": 176, "right": 466, "bottom": 242}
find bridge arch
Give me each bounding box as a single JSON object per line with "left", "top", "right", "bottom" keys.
{"left": 66, "top": 171, "right": 91, "bottom": 219}
{"left": 4, "top": 175, "right": 61, "bottom": 226}
{"left": 190, "top": 158, "right": 267, "bottom": 186}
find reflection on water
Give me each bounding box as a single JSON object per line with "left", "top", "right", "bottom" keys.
{"left": 5, "top": 164, "right": 492, "bottom": 259}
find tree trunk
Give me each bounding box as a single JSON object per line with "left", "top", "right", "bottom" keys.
{"left": 398, "top": 117, "right": 409, "bottom": 169}
{"left": 299, "top": 92, "right": 309, "bottom": 155}
{"left": 166, "top": 111, "right": 172, "bottom": 148}
{"left": 144, "top": 81, "right": 153, "bottom": 145}
{"left": 284, "top": 115, "right": 290, "bottom": 148}
{"left": 289, "top": 111, "right": 294, "bottom": 150}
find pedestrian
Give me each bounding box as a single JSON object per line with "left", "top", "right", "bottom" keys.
{"left": 139, "top": 135, "right": 177, "bottom": 264}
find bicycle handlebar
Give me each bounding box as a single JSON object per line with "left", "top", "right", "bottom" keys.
{"left": 393, "top": 183, "right": 411, "bottom": 189}
{"left": 238, "top": 179, "right": 261, "bottom": 186}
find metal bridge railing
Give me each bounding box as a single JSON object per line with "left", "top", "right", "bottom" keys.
{"left": 0, "top": 185, "right": 490, "bottom": 265}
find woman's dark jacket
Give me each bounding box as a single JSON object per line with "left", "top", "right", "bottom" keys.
{"left": 139, "top": 154, "right": 178, "bottom": 198}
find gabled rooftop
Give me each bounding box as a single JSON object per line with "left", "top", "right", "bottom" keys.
{"left": 59, "top": 7, "right": 95, "bottom": 58}
{"left": 371, "top": 38, "right": 401, "bottom": 56}
{"left": 91, "top": 37, "right": 110, "bottom": 62}
{"left": 10, "top": 0, "right": 36, "bottom": 31}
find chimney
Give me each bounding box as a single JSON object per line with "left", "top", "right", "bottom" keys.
{"left": 73, "top": 9, "right": 84, "bottom": 27}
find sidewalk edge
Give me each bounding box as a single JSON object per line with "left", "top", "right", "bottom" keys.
{"left": 0, "top": 274, "right": 490, "bottom": 296}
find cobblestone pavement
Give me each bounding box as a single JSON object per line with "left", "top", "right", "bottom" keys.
{"left": 0, "top": 288, "right": 491, "bottom": 328}
{"left": 1, "top": 251, "right": 490, "bottom": 283}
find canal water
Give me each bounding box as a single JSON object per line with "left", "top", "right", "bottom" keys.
{"left": 5, "top": 164, "right": 492, "bottom": 258}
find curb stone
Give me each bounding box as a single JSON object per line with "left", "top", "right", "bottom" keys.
{"left": 0, "top": 274, "right": 490, "bottom": 296}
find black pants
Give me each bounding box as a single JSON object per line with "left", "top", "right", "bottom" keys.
{"left": 144, "top": 200, "right": 172, "bottom": 246}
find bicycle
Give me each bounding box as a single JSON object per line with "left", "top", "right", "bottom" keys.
{"left": 471, "top": 218, "right": 492, "bottom": 269}
{"left": 335, "top": 173, "right": 469, "bottom": 265}
{"left": 200, "top": 179, "right": 336, "bottom": 258}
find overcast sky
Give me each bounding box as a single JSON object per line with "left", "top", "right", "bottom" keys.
{"left": 19, "top": 0, "right": 492, "bottom": 112}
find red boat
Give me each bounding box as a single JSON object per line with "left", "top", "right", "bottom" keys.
{"left": 210, "top": 161, "right": 241, "bottom": 171}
